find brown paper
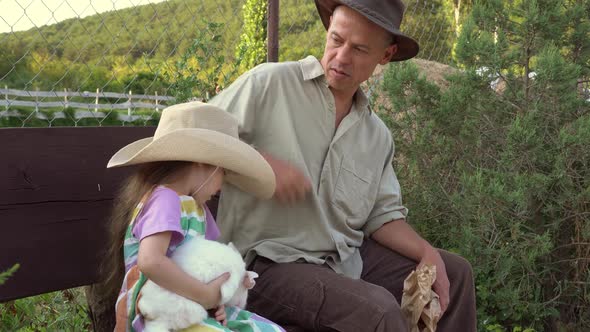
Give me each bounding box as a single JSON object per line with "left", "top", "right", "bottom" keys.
{"left": 400, "top": 265, "right": 442, "bottom": 332}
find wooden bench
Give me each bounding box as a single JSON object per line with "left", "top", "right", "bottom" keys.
{"left": 0, "top": 126, "right": 155, "bottom": 330}
{"left": 0, "top": 126, "right": 304, "bottom": 332}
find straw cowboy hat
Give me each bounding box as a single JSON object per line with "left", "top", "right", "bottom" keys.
{"left": 315, "top": 0, "right": 420, "bottom": 61}
{"left": 107, "top": 102, "right": 276, "bottom": 199}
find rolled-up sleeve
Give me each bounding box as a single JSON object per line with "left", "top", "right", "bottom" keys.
{"left": 362, "top": 140, "right": 408, "bottom": 237}
{"left": 208, "top": 72, "right": 259, "bottom": 144}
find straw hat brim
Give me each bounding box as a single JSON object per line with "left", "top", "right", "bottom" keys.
{"left": 107, "top": 128, "right": 275, "bottom": 199}
{"left": 315, "top": 0, "right": 419, "bottom": 61}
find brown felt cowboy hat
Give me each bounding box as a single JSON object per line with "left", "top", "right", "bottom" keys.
{"left": 107, "top": 102, "right": 276, "bottom": 199}
{"left": 315, "top": 0, "right": 420, "bottom": 61}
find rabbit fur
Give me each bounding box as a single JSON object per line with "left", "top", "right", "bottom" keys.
{"left": 137, "top": 237, "right": 257, "bottom": 332}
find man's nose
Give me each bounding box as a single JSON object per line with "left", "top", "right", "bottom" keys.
{"left": 335, "top": 46, "right": 353, "bottom": 64}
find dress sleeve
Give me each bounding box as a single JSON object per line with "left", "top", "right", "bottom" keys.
{"left": 132, "top": 187, "right": 184, "bottom": 244}
{"left": 362, "top": 140, "right": 409, "bottom": 237}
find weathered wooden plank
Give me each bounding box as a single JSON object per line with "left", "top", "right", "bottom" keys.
{"left": 0, "top": 100, "right": 167, "bottom": 110}
{"left": 0, "top": 88, "right": 175, "bottom": 101}
{"left": 0, "top": 126, "right": 156, "bottom": 302}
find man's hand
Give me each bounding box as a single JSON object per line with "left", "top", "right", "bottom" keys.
{"left": 419, "top": 247, "right": 450, "bottom": 314}
{"left": 261, "top": 152, "right": 312, "bottom": 204}
{"left": 371, "top": 220, "right": 451, "bottom": 315}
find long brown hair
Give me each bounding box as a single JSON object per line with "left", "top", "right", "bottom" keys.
{"left": 101, "top": 160, "right": 193, "bottom": 299}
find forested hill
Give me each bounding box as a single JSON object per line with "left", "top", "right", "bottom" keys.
{"left": 0, "top": 0, "right": 325, "bottom": 91}
{"left": 0, "top": 0, "right": 456, "bottom": 92}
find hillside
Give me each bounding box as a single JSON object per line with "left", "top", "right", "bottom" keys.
{"left": 0, "top": 0, "right": 459, "bottom": 97}
{"left": 0, "top": 0, "right": 325, "bottom": 92}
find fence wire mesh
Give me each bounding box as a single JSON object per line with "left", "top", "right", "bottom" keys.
{"left": 0, "top": 0, "right": 458, "bottom": 127}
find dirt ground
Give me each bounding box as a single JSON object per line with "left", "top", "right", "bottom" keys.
{"left": 364, "top": 58, "right": 456, "bottom": 112}
{"left": 377, "top": 58, "right": 456, "bottom": 89}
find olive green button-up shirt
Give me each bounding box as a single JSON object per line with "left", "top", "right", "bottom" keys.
{"left": 209, "top": 56, "right": 407, "bottom": 279}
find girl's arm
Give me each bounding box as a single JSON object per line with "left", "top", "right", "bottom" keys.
{"left": 137, "top": 231, "right": 229, "bottom": 309}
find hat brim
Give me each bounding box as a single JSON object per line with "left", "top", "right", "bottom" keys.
{"left": 107, "top": 128, "right": 275, "bottom": 199}
{"left": 315, "top": 0, "right": 419, "bottom": 61}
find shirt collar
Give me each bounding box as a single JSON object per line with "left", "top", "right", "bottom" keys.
{"left": 298, "top": 55, "right": 372, "bottom": 115}
{"left": 299, "top": 55, "right": 325, "bottom": 82}
{"left": 353, "top": 89, "right": 370, "bottom": 114}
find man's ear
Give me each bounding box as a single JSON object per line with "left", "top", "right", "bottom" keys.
{"left": 380, "top": 44, "right": 397, "bottom": 65}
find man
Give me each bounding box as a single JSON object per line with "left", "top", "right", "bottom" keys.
{"left": 209, "top": 0, "right": 476, "bottom": 331}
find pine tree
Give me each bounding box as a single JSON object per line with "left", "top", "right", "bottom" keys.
{"left": 381, "top": 0, "right": 589, "bottom": 330}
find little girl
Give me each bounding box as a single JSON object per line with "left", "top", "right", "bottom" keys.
{"left": 103, "top": 102, "right": 282, "bottom": 332}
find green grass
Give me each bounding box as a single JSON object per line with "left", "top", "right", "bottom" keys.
{"left": 0, "top": 288, "right": 92, "bottom": 331}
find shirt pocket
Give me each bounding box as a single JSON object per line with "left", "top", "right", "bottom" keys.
{"left": 332, "top": 158, "right": 373, "bottom": 224}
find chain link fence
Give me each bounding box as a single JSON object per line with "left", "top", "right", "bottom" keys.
{"left": 0, "top": 0, "right": 458, "bottom": 127}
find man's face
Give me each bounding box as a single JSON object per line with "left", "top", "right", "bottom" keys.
{"left": 320, "top": 6, "right": 397, "bottom": 95}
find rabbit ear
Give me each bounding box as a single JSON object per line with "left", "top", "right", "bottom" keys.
{"left": 246, "top": 271, "right": 259, "bottom": 280}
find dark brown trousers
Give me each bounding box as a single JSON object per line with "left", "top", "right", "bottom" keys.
{"left": 247, "top": 239, "right": 476, "bottom": 332}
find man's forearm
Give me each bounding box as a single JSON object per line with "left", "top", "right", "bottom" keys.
{"left": 370, "top": 219, "right": 431, "bottom": 262}
{"left": 372, "top": 219, "right": 451, "bottom": 313}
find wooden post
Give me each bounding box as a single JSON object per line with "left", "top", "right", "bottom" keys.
{"left": 4, "top": 85, "right": 8, "bottom": 111}
{"left": 64, "top": 88, "right": 69, "bottom": 109}
{"left": 35, "top": 87, "right": 39, "bottom": 113}
{"left": 267, "top": 0, "right": 279, "bottom": 62}
{"left": 128, "top": 90, "right": 132, "bottom": 117}
{"left": 155, "top": 91, "right": 159, "bottom": 112}
{"left": 95, "top": 88, "right": 99, "bottom": 112}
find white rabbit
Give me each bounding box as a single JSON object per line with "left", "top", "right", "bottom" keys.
{"left": 137, "top": 237, "right": 258, "bottom": 332}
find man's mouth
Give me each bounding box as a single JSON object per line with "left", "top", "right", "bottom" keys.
{"left": 331, "top": 68, "right": 350, "bottom": 77}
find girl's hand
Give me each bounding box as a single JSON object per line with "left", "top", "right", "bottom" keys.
{"left": 212, "top": 305, "right": 227, "bottom": 326}
{"left": 243, "top": 271, "right": 258, "bottom": 290}
{"left": 201, "top": 272, "right": 230, "bottom": 309}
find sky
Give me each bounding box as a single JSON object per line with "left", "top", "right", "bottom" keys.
{"left": 0, "top": 0, "right": 166, "bottom": 33}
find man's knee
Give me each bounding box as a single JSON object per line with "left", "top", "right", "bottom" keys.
{"left": 304, "top": 277, "right": 408, "bottom": 331}
{"left": 364, "top": 284, "right": 400, "bottom": 314}
{"left": 368, "top": 286, "right": 409, "bottom": 331}
{"left": 441, "top": 250, "right": 474, "bottom": 284}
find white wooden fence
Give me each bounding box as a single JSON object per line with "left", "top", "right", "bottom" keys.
{"left": 0, "top": 87, "right": 175, "bottom": 115}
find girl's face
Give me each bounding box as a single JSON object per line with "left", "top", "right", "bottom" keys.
{"left": 189, "top": 164, "right": 224, "bottom": 204}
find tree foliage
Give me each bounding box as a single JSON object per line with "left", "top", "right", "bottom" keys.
{"left": 235, "top": 0, "right": 267, "bottom": 74}
{"left": 381, "top": 0, "right": 589, "bottom": 330}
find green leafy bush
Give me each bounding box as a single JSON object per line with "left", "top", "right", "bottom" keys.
{"left": 379, "top": 1, "right": 589, "bottom": 330}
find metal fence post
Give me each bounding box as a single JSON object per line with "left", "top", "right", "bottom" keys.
{"left": 267, "top": 0, "right": 279, "bottom": 62}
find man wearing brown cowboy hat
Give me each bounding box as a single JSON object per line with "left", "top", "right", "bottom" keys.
{"left": 209, "top": 0, "right": 476, "bottom": 331}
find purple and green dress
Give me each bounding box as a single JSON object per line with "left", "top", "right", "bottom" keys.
{"left": 114, "top": 186, "right": 284, "bottom": 332}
